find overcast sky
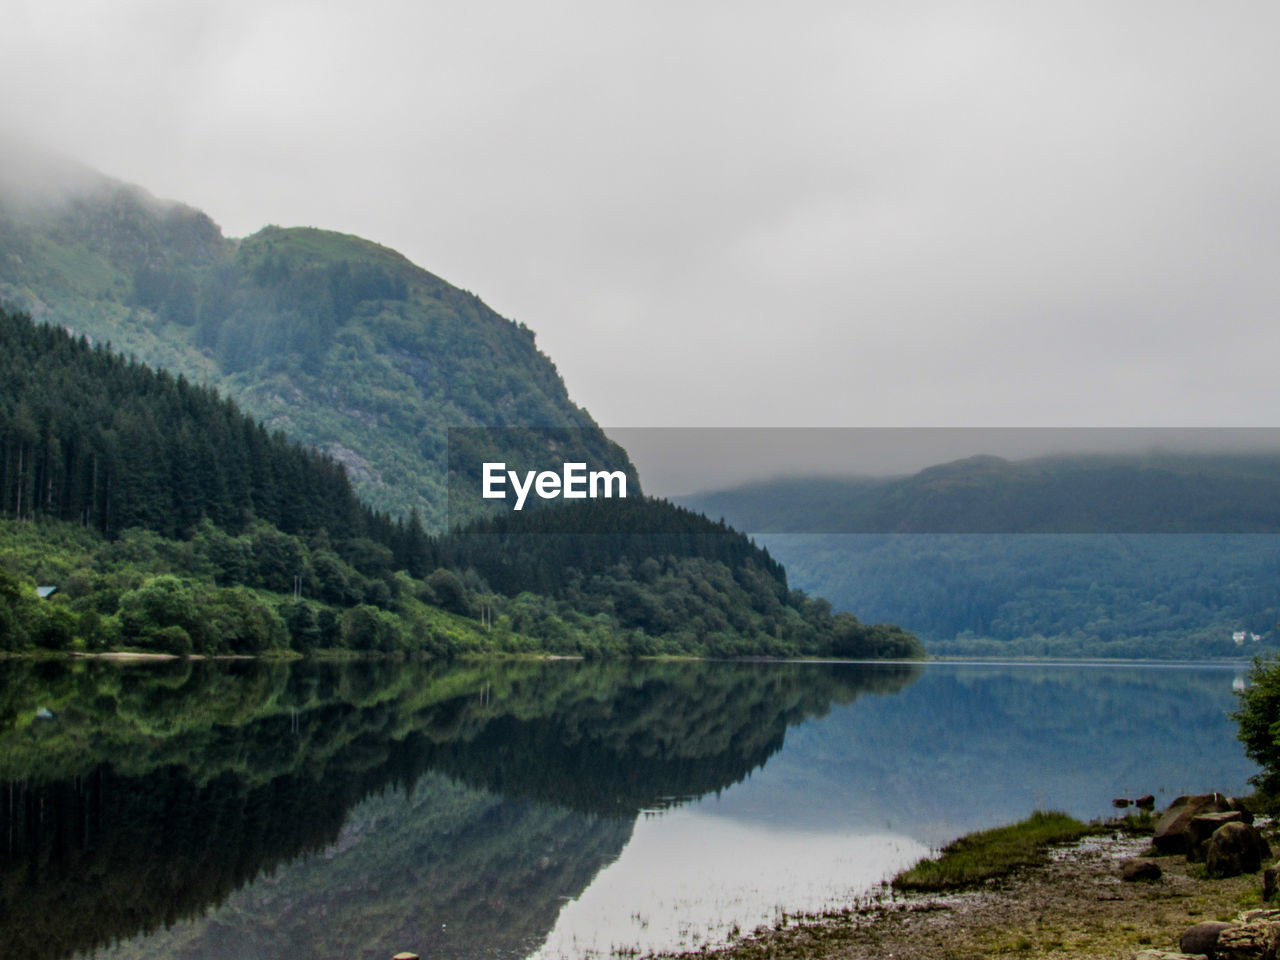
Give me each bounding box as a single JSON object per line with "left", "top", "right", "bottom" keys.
{"left": 3, "top": 0, "right": 1278, "bottom": 433}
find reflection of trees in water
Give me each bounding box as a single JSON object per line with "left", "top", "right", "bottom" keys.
{"left": 0, "top": 659, "right": 920, "bottom": 960}
{"left": 103, "top": 775, "right": 638, "bottom": 960}
{"left": 732, "top": 664, "right": 1255, "bottom": 844}
{"left": 421, "top": 661, "right": 921, "bottom": 815}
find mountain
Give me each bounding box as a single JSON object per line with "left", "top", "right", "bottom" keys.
{"left": 0, "top": 141, "right": 926, "bottom": 661}
{"left": 756, "top": 532, "right": 1279, "bottom": 658}
{"left": 679, "top": 454, "right": 1280, "bottom": 657}
{"left": 0, "top": 139, "right": 633, "bottom": 527}
{"left": 680, "top": 452, "right": 1280, "bottom": 534}
{"left": 0, "top": 307, "right": 922, "bottom": 659}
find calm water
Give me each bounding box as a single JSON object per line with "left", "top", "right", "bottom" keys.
{"left": 0, "top": 658, "right": 1257, "bottom": 960}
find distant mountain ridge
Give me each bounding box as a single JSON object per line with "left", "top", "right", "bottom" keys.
{"left": 678, "top": 452, "right": 1280, "bottom": 658}
{"left": 680, "top": 451, "right": 1280, "bottom": 534}
{"left": 0, "top": 139, "right": 632, "bottom": 526}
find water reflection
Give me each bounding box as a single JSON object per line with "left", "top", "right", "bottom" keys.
{"left": 0, "top": 659, "right": 914, "bottom": 960}
{"left": 0, "top": 660, "right": 1256, "bottom": 960}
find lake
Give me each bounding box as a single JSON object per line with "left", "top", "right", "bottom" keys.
{"left": 0, "top": 658, "right": 1257, "bottom": 960}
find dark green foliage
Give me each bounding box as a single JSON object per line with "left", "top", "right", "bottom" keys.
{"left": 440, "top": 500, "right": 923, "bottom": 659}
{"left": 279, "top": 599, "right": 322, "bottom": 649}
{"left": 445, "top": 497, "right": 786, "bottom": 594}
{"left": 0, "top": 307, "right": 918, "bottom": 659}
{"left": 115, "top": 575, "right": 286, "bottom": 654}
{"left": 425, "top": 567, "right": 472, "bottom": 617}
{"left": 0, "top": 567, "right": 77, "bottom": 651}
{"left": 0, "top": 308, "right": 403, "bottom": 546}
{"left": 339, "top": 604, "right": 401, "bottom": 651}
{"left": 759, "top": 533, "right": 1280, "bottom": 658}
{"left": 0, "top": 567, "right": 28, "bottom": 638}
{"left": 1234, "top": 656, "right": 1280, "bottom": 799}
{"left": 0, "top": 516, "right": 444, "bottom": 655}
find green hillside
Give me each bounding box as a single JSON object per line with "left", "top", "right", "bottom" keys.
{"left": 756, "top": 533, "right": 1279, "bottom": 658}
{"left": 679, "top": 457, "right": 1280, "bottom": 658}
{"left": 0, "top": 142, "right": 632, "bottom": 526}
{"left": 0, "top": 307, "right": 921, "bottom": 659}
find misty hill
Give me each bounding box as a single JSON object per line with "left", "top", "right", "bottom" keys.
{"left": 679, "top": 454, "right": 1280, "bottom": 658}
{"left": 0, "top": 140, "right": 631, "bottom": 526}
{"left": 681, "top": 451, "right": 1280, "bottom": 533}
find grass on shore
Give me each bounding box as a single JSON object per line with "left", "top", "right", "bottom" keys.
{"left": 893, "top": 810, "right": 1100, "bottom": 891}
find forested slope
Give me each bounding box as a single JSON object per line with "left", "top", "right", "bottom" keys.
{"left": 681, "top": 459, "right": 1280, "bottom": 658}
{"left": 0, "top": 309, "right": 921, "bottom": 659}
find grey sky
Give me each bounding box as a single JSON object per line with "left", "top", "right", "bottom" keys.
{"left": 3, "top": 0, "right": 1278, "bottom": 434}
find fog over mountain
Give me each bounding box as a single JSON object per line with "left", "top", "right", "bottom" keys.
{"left": 3, "top": 1, "right": 1278, "bottom": 431}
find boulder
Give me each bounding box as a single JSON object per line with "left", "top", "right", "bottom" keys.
{"left": 1266, "top": 867, "right": 1278, "bottom": 902}
{"left": 1115, "top": 797, "right": 1132, "bottom": 808}
{"left": 1214, "top": 920, "right": 1280, "bottom": 960}
{"left": 1180, "top": 921, "right": 1236, "bottom": 957}
{"left": 1188, "top": 812, "right": 1249, "bottom": 862}
{"left": 1155, "top": 794, "right": 1234, "bottom": 854}
{"left": 1206, "top": 822, "right": 1271, "bottom": 879}
{"left": 1228, "top": 797, "right": 1257, "bottom": 825}
{"left": 1122, "top": 858, "right": 1164, "bottom": 882}
{"left": 1136, "top": 794, "right": 1157, "bottom": 810}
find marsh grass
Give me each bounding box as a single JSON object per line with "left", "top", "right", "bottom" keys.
{"left": 892, "top": 810, "right": 1098, "bottom": 891}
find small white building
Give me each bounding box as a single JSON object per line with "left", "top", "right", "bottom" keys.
{"left": 1234, "top": 630, "right": 1247, "bottom": 645}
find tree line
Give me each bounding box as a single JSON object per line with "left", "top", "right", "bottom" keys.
{"left": 0, "top": 308, "right": 922, "bottom": 659}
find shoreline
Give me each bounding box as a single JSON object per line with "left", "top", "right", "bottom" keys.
{"left": 0, "top": 648, "right": 1258, "bottom": 666}
{"left": 68, "top": 651, "right": 258, "bottom": 661}
{"left": 656, "top": 821, "right": 1273, "bottom": 960}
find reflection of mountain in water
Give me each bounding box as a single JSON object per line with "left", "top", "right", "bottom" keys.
{"left": 0, "top": 659, "right": 918, "bottom": 960}
{"left": 101, "top": 774, "right": 636, "bottom": 960}
{"left": 708, "top": 664, "right": 1256, "bottom": 846}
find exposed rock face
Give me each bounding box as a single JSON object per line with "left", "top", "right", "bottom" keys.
{"left": 1136, "top": 952, "right": 1210, "bottom": 960}
{"left": 1155, "top": 794, "right": 1235, "bottom": 854}
{"left": 1213, "top": 919, "right": 1280, "bottom": 959}
{"left": 1180, "top": 920, "right": 1236, "bottom": 957}
{"left": 324, "top": 442, "right": 384, "bottom": 486}
{"left": 1265, "top": 867, "right": 1278, "bottom": 902}
{"left": 1122, "top": 858, "right": 1164, "bottom": 882}
{"left": 1206, "top": 822, "right": 1272, "bottom": 879}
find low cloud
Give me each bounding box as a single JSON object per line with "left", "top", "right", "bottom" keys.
{"left": 2, "top": 0, "right": 1277, "bottom": 430}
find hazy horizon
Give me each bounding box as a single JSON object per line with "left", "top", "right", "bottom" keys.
{"left": 4, "top": 1, "right": 1278, "bottom": 433}
{"left": 604, "top": 427, "right": 1280, "bottom": 497}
